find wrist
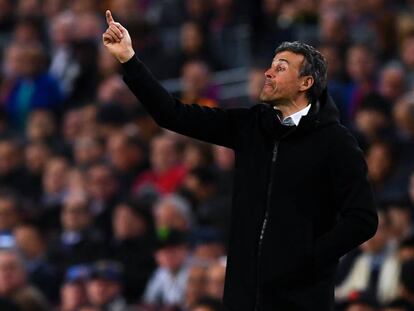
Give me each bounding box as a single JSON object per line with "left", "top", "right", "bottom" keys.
{"left": 117, "top": 49, "right": 135, "bottom": 63}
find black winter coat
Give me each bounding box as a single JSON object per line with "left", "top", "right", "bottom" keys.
{"left": 121, "top": 55, "right": 378, "bottom": 311}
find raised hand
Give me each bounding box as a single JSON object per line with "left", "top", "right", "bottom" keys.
{"left": 102, "top": 10, "right": 135, "bottom": 63}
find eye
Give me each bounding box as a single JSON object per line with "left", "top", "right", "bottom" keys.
{"left": 276, "top": 66, "right": 285, "bottom": 72}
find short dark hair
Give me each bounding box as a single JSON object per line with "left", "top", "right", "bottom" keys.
{"left": 274, "top": 41, "right": 328, "bottom": 102}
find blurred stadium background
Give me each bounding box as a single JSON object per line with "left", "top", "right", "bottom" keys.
{"left": 0, "top": 0, "right": 414, "bottom": 310}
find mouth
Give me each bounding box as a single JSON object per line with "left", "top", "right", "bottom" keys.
{"left": 264, "top": 80, "right": 274, "bottom": 89}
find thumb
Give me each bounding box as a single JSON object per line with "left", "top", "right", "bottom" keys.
{"left": 106, "top": 10, "right": 115, "bottom": 25}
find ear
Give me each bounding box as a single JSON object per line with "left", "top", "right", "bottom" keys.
{"left": 299, "top": 76, "right": 314, "bottom": 92}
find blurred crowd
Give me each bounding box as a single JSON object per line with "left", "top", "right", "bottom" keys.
{"left": 0, "top": 0, "right": 414, "bottom": 310}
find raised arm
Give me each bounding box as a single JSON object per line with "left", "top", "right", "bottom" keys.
{"left": 102, "top": 10, "right": 248, "bottom": 149}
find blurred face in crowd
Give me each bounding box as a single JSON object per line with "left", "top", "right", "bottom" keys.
{"left": 185, "top": 265, "right": 207, "bottom": 307}
{"left": 181, "top": 61, "right": 210, "bottom": 97}
{"left": 213, "top": 145, "right": 234, "bottom": 171}
{"left": 86, "top": 278, "right": 121, "bottom": 307}
{"left": 0, "top": 196, "right": 19, "bottom": 231}
{"left": 107, "top": 133, "right": 143, "bottom": 172}
{"left": 25, "top": 142, "right": 50, "bottom": 174}
{"left": 61, "top": 194, "right": 91, "bottom": 232}
{"left": 87, "top": 164, "right": 117, "bottom": 201}
{"left": 13, "top": 20, "right": 42, "bottom": 44}
{"left": 17, "top": 0, "right": 41, "bottom": 15}
{"left": 387, "top": 206, "right": 412, "bottom": 241}
{"left": 98, "top": 48, "right": 120, "bottom": 78}
{"left": 346, "top": 304, "right": 376, "bottom": 311}
{"left": 60, "top": 282, "right": 87, "bottom": 311}
{"left": 183, "top": 173, "right": 215, "bottom": 202}
{"left": 319, "top": 45, "right": 342, "bottom": 80}
{"left": 260, "top": 51, "right": 314, "bottom": 107}
{"left": 74, "top": 136, "right": 104, "bottom": 167}
{"left": 183, "top": 141, "right": 212, "bottom": 170}
{"left": 378, "top": 66, "right": 405, "bottom": 102}
{"left": 18, "top": 43, "right": 45, "bottom": 77}
{"left": 67, "top": 168, "right": 87, "bottom": 193}
{"left": 113, "top": 204, "right": 147, "bottom": 240}
{"left": 401, "top": 35, "right": 414, "bottom": 68}
{"left": 361, "top": 212, "right": 388, "bottom": 253}
{"left": 50, "top": 12, "right": 75, "bottom": 47}
{"left": 26, "top": 109, "right": 56, "bottom": 141}
{"left": 0, "top": 251, "right": 26, "bottom": 296}
{"left": 3, "top": 44, "right": 25, "bottom": 78}
{"left": 150, "top": 135, "right": 180, "bottom": 174}
{"left": 14, "top": 225, "right": 45, "bottom": 260}
{"left": 43, "top": 157, "right": 68, "bottom": 194}
{"left": 206, "top": 263, "right": 226, "bottom": 299}
{"left": 72, "top": 12, "right": 103, "bottom": 40}
{"left": 399, "top": 244, "right": 414, "bottom": 262}
{"left": 155, "top": 202, "right": 189, "bottom": 231}
{"left": 63, "top": 110, "right": 82, "bottom": 143}
{"left": 346, "top": 45, "right": 376, "bottom": 83}
{"left": 155, "top": 245, "right": 188, "bottom": 272}
{"left": 80, "top": 105, "right": 98, "bottom": 136}
{"left": 193, "top": 242, "right": 226, "bottom": 262}
{"left": 186, "top": 0, "right": 210, "bottom": 19}
{"left": 319, "top": 10, "right": 347, "bottom": 45}
{"left": 0, "top": 140, "right": 21, "bottom": 176}
{"left": 366, "top": 142, "right": 392, "bottom": 185}
{"left": 109, "top": 0, "right": 139, "bottom": 21}
{"left": 393, "top": 97, "right": 414, "bottom": 136}
{"left": 97, "top": 76, "right": 136, "bottom": 107}
{"left": 181, "top": 22, "right": 203, "bottom": 54}
{"left": 355, "top": 108, "right": 388, "bottom": 139}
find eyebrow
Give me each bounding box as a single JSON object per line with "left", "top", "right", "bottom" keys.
{"left": 273, "top": 58, "right": 290, "bottom": 65}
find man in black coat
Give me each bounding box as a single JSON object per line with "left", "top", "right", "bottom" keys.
{"left": 102, "top": 11, "right": 378, "bottom": 311}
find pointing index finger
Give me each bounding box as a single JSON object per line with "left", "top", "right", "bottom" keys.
{"left": 106, "top": 10, "right": 115, "bottom": 25}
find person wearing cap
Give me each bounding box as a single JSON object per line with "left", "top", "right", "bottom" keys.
{"left": 103, "top": 12, "right": 378, "bottom": 311}
{"left": 143, "top": 228, "right": 191, "bottom": 307}
{"left": 60, "top": 264, "right": 90, "bottom": 311}
{"left": 85, "top": 260, "right": 128, "bottom": 311}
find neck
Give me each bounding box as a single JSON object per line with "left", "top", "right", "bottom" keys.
{"left": 273, "top": 97, "right": 310, "bottom": 119}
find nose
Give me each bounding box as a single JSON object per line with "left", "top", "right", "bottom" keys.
{"left": 264, "top": 68, "right": 274, "bottom": 79}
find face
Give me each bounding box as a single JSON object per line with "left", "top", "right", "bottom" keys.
{"left": 346, "top": 46, "right": 375, "bottom": 82}
{"left": 113, "top": 205, "right": 147, "bottom": 240}
{"left": 260, "top": 51, "right": 312, "bottom": 106}
{"left": 378, "top": 67, "right": 405, "bottom": 101}
{"left": 206, "top": 263, "right": 226, "bottom": 299}
{"left": 0, "top": 251, "right": 26, "bottom": 296}
{"left": 61, "top": 196, "right": 91, "bottom": 231}
{"left": 150, "top": 137, "right": 179, "bottom": 174}
{"left": 155, "top": 245, "right": 188, "bottom": 271}
{"left": 185, "top": 266, "right": 207, "bottom": 307}
{"left": 86, "top": 279, "right": 120, "bottom": 307}
{"left": 25, "top": 143, "right": 50, "bottom": 173}
{"left": 87, "top": 165, "right": 117, "bottom": 201}
{"left": 0, "top": 141, "right": 20, "bottom": 175}
{"left": 366, "top": 143, "right": 392, "bottom": 184}
{"left": 0, "top": 198, "right": 19, "bottom": 231}
{"left": 43, "top": 158, "right": 68, "bottom": 194}
{"left": 60, "top": 282, "right": 87, "bottom": 311}
{"left": 155, "top": 203, "right": 188, "bottom": 231}
{"left": 14, "top": 225, "right": 44, "bottom": 260}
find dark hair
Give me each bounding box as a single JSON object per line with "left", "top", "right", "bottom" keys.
{"left": 274, "top": 41, "right": 328, "bottom": 102}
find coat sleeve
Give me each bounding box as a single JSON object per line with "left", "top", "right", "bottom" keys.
{"left": 313, "top": 127, "right": 378, "bottom": 270}
{"left": 121, "top": 54, "right": 248, "bottom": 149}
